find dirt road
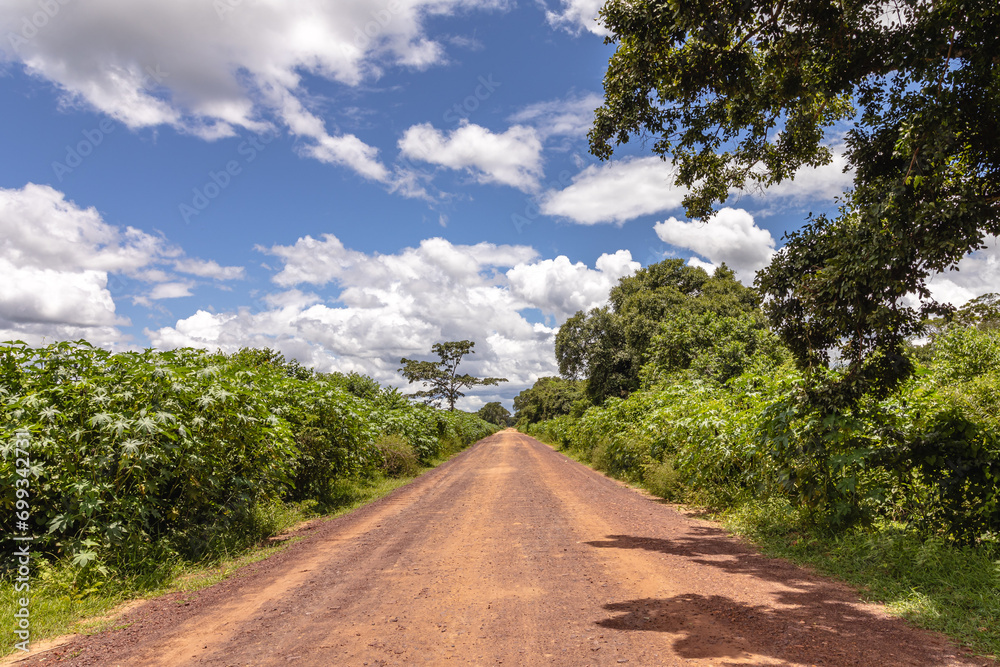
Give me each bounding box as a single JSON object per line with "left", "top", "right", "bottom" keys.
{"left": 19, "top": 430, "right": 989, "bottom": 666}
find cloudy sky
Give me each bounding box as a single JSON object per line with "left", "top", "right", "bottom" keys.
{"left": 1, "top": 0, "right": 994, "bottom": 409}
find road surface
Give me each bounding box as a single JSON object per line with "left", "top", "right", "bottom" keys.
{"left": 17, "top": 430, "right": 989, "bottom": 666}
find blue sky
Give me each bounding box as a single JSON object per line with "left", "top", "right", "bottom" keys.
{"left": 1, "top": 0, "right": 993, "bottom": 409}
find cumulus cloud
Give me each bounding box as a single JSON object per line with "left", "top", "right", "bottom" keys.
{"left": 545, "top": 0, "right": 608, "bottom": 35}
{"left": 149, "top": 235, "right": 636, "bottom": 408}
{"left": 147, "top": 282, "right": 196, "bottom": 300}
{"left": 506, "top": 250, "right": 639, "bottom": 319}
{"left": 736, "top": 147, "right": 854, "bottom": 208}
{"left": 0, "top": 184, "right": 244, "bottom": 344}
{"left": 542, "top": 143, "right": 855, "bottom": 226}
{"left": 174, "top": 258, "right": 245, "bottom": 280}
{"left": 654, "top": 208, "right": 776, "bottom": 282}
{"left": 540, "top": 156, "right": 686, "bottom": 225}
{"left": 398, "top": 122, "right": 544, "bottom": 191}
{"left": 0, "top": 0, "right": 505, "bottom": 182}
{"left": 926, "top": 235, "right": 1000, "bottom": 307}
{"left": 508, "top": 91, "right": 604, "bottom": 140}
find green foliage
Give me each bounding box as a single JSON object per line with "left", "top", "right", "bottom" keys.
{"left": 530, "top": 320, "right": 1000, "bottom": 543}
{"left": 399, "top": 340, "right": 506, "bottom": 410}
{"left": 374, "top": 435, "right": 419, "bottom": 478}
{"left": 562, "top": 306, "right": 637, "bottom": 402}
{"left": 930, "top": 325, "right": 1000, "bottom": 384}
{"left": 0, "top": 340, "right": 498, "bottom": 582}
{"left": 592, "top": 0, "right": 1000, "bottom": 410}
{"left": 476, "top": 401, "right": 512, "bottom": 426}
{"left": 952, "top": 293, "right": 1000, "bottom": 331}
{"left": 557, "top": 260, "right": 763, "bottom": 403}
{"left": 513, "top": 376, "right": 587, "bottom": 425}
{"left": 758, "top": 211, "right": 923, "bottom": 406}
{"left": 642, "top": 309, "right": 789, "bottom": 386}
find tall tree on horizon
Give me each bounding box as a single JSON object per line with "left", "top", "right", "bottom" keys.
{"left": 399, "top": 340, "right": 507, "bottom": 411}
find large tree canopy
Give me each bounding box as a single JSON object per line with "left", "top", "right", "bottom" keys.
{"left": 477, "top": 401, "right": 513, "bottom": 426}
{"left": 513, "top": 376, "right": 588, "bottom": 425}
{"left": 591, "top": 0, "right": 999, "bottom": 404}
{"left": 557, "top": 259, "right": 762, "bottom": 402}
{"left": 399, "top": 341, "right": 506, "bottom": 411}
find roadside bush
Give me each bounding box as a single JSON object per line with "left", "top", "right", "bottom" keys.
{"left": 0, "top": 343, "right": 298, "bottom": 570}
{"left": 375, "top": 435, "right": 420, "bottom": 478}
{"left": 522, "top": 323, "right": 1000, "bottom": 543}
{"left": 0, "top": 340, "right": 497, "bottom": 580}
{"left": 642, "top": 458, "right": 683, "bottom": 501}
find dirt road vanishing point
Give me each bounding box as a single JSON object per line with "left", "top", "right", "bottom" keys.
{"left": 16, "top": 430, "right": 991, "bottom": 666}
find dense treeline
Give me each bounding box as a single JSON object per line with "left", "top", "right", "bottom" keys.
{"left": 520, "top": 261, "right": 1000, "bottom": 544}
{"left": 0, "top": 341, "right": 497, "bottom": 580}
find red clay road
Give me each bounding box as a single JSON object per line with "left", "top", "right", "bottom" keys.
{"left": 16, "top": 430, "right": 992, "bottom": 666}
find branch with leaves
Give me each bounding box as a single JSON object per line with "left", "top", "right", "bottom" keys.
{"left": 399, "top": 340, "right": 507, "bottom": 411}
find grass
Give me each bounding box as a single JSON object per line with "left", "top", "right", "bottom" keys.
{"left": 0, "top": 459, "right": 455, "bottom": 657}
{"left": 534, "top": 431, "right": 1000, "bottom": 662}
{"left": 721, "top": 499, "right": 1000, "bottom": 661}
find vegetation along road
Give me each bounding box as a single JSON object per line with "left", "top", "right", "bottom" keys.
{"left": 18, "top": 431, "right": 990, "bottom": 666}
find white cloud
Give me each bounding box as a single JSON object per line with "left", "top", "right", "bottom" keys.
{"left": 0, "top": 183, "right": 154, "bottom": 341}
{"left": 545, "top": 0, "right": 608, "bottom": 35}
{"left": 0, "top": 184, "right": 245, "bottom": 344}
{"left": 398, "top": 122, "right": 544, "bottom": 192}
{"left": 0, "top": 0, "right": 506, "bottom": 181}
{"left": 542, "top": 143, "right": 855, "bottom": 226}
{"left": 540, "top": 156, "right": 686, "bottom": 225}
{"left": 736, "top": 147, "right": 854, "bottom": 208}
{"left": 506, "top": 250, "right": 639, "bottom": 319}
{"left": 508, "top": 91, "right": 603, "bottom": 140}
{"left": 174, "top": 258, "right": 245, "bottom": 280}
{"left": 0, "top": 262, "right": 122, "bottom": 328}
{"left": 654, "top": 208, "right": 776, "bottom": 282}
{"left": 0, "top": 183, "right": 168, "bottom": 273}
{"left": 149, "top": 234, "right": 635, "bottom": 408}
{"left": 148, "top": 282, "right": 195, "bottom": 300}
{"left": 926, "top": 235, "right": 1000, "bottom": 307}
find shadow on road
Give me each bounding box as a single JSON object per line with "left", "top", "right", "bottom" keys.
{"left": 596, "top": 593, "right": 900, "bottom": 666}
{"left": 585, "top": 530, "right": 821, "bottom": 588}
{"left": 586, "top": 533, "right": 985, "bottom": 666}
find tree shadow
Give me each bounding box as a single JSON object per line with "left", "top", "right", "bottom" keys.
{"left": 586, "top": 531, "right": 825, "bottom": 589}
{"left": 587, "top": 534, "right": 990, "bottom": 665}
{"left": 596, "top": 593, "right": 976, "bottom": 666}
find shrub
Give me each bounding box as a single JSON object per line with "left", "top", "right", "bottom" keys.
{"left": 0, "top": 340, "right": 497, "bottom": 580}
{"left": 375, "top": 435, "right": 420, "bottom": 478}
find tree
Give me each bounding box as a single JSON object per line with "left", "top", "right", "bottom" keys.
{"left": 641, "top": 310, "right": 789, "bottom": 387}
{"left": 556, "top": 306, "right": 635, "bottom": 402}
{"left": 399, "top": 341, "right": 506, "bottom": 411}
{"left": 513, "top": 377, "right": 588, "bottom": 425}
{"left": 556, "top": 260, "right": 761, "bottom": 403}
{"left": 590, "top": 0, "right": 1000, "bottom": 405}
{"left": 477, "top": 402, "right": 512, "bottom": 426}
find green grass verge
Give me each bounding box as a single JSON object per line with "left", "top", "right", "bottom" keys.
{"left": 0, "top": 459, "right": 455, "bottom": 657}
{"left": 533, "top": 433, "right": 1000, "bottom": 661}
{"left": 721, "top": 500, "right": 1000, "bottom": 661}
